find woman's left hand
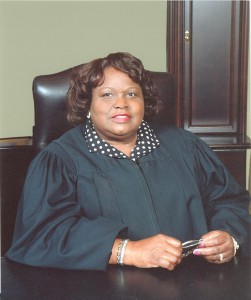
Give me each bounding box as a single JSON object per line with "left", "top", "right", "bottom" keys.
{"left": 193, "top": 230, "right": 235, "bottom": 264}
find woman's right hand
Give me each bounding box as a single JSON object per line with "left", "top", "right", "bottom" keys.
{"left": 124, "top": 234, "right": 182, "bottom": 270}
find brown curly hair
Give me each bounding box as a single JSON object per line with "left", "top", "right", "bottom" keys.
{"left": 67, "top": 52, "right": 159, "bottom": 126}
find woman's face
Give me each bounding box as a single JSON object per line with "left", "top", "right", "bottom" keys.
{"left": 90, "top": 67, "right": 144, "bottom": 143}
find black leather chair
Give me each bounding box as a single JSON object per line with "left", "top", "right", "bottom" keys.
{"left": 32, "top": 65, "right": 176, "bottom": 152}
{"left": 1, "top": 65, "right": 176, "bottom": 256}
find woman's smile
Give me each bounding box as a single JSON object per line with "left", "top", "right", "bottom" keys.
{"left": 111, "top": 113, "right": 132, "bottom": 123}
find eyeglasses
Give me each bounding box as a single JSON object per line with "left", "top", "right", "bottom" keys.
{"left": 182, "top": 239, "right": 203, "bottom": 257}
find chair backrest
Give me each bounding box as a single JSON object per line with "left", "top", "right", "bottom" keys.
{"left": 32, "top": 65, "right": 176, "bottom": 152}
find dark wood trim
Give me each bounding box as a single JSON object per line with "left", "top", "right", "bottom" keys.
{"left": 238, "top": 0, "right": 249, "bottom": 137}
{"left": 201, "top": 134, "right": 251, "bottom": 149}
{"left": 0, "top": 136, "right": 33, "bottom": 147}
{"left": 167, "top": 0, "right": 185, "bottom": 128}
{"left": 229, "top": 1, "right": 238, "bottom": 133}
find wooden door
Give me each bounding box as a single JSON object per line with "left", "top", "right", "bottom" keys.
{"left": 167, "top": 0, "right": 249, "bottom": 135}
{"left": 167, "top": 0, "right": 250, "bottom": 186}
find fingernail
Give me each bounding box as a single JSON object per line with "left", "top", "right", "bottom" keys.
{"left": 198, "top": 243, "right": 205, "bottom": 248}
{"left": 193, "top": 249, "right": 201, "bottom": 255}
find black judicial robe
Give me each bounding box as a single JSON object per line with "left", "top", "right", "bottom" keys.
{"left": 6, "top": 124, "right": 251, "bottom": 270}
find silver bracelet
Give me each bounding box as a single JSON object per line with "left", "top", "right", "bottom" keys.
{"left": 117, "top": 239, "right": 129, "bottom": 266}
{"left": 116, "top": 240, "right": 123, "bottom": 265}
{"left": 232, "top": 237, "right": 239, "bottom": 256}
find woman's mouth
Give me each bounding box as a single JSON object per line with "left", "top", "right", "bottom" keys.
{"left": 112, "top": 113, "right": 131, "bottom": 123}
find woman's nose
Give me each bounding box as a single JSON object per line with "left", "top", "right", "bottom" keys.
{"left": 114, "top": 95, "right": 128, "bottom": 108}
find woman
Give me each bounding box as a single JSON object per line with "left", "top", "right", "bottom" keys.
{"left": 6, "top": 52, "right": 251, "bottom": 271}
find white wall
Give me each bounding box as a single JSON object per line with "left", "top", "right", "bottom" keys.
{"left": 0, "top": 1, "right": 167, "bottom": 138}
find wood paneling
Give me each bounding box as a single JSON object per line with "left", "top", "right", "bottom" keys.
{"left": 167, "top": 0, "right": 249, "bottom": 135}
{"left": 167, "top": 0, "right": 250, "bottom": 186}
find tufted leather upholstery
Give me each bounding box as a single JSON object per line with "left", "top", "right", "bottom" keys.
{"left": 32, "top": 65, "right": 176, "bottom": 152}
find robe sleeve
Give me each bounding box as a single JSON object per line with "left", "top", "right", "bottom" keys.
{"left": 189, "top": 133, "right": 251, "bottom": 257}
{"left": 6, "top": 144, "right": 127, "bottom": 270}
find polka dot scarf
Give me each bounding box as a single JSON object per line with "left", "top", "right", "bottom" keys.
{"left": 84, "top": 117, "right": 160, "bottom": 161}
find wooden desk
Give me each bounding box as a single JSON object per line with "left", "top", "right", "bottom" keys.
{"left": 202, "top": 135, "right": 251, "bottom": 188}
{"left": 2, "top": 256, "right": 251, "bottom": 300}
{"left": 0, "top": 139, "right": 36, "bottom": 256}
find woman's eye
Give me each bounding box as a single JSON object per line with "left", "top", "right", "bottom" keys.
{"left": 102, "top": 93, "right": 113, "bottom": 97}
{"left": 127, "top": 92, "right": 136, "bottom": 97}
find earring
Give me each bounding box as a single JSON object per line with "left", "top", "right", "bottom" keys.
{"left": 87, "top": 111, "right": 91, "bottom": 118}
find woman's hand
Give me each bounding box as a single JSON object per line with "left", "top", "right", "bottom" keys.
{"left": 193, "top": 230, "right": 235, "bottom": 264}
{"left": 123, "top": 234, "right": 182, "bottom": 270}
